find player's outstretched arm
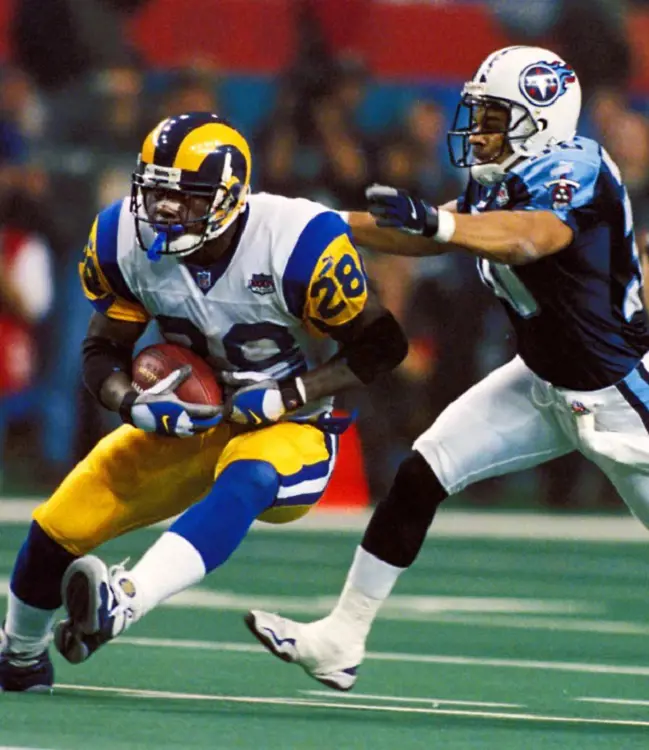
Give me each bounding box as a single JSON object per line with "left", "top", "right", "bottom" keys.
{"left": 355, "top": 185, "right": 573, "bottom": 265}
{"left": 347, "top": 210, "right": 444, "bottom": 258}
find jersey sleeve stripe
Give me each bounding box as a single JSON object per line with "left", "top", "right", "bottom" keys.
{"left": 96, "top": 200, "right": 141, "bottom": 306}
{"left": 282, "top": 211, "right": 352, "bottom": 319}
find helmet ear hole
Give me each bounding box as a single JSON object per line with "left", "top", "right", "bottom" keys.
{"left": 537, "top": 118, "right": 548, "bottom": 132}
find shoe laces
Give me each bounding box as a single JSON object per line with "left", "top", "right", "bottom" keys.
{"left": 106, "top": 558, "right": 138, "bottom": 632}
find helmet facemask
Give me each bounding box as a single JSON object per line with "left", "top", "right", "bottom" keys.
{"left": 448, "top": 88, "right": 539, "bottom": 185}
{"left": 131, "top": 159, "right": 248, "bottom": 261}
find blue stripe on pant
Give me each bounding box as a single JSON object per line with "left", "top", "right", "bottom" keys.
{"left": 617, "top": 361, "right": 649, "bottom": 433}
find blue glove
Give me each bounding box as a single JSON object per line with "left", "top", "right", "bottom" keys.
{"left": 120, "top": 366, "right": 222, "bottom": 437}
{"left": 220, "top": 371, "right": 306, "bottom": 427}
{"left": 366, "top": 184, "right": 439, "bottom": 237}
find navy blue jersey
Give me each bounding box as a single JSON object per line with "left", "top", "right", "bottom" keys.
{"left": 458, "top": 136, "right": 649, "bottom": 390}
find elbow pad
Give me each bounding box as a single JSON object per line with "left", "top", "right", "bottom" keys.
{"left": 341, "top": 311, "right": 408, "bottom": 384}
{"left": 82, "top": 335, "right": 133, "bottom": 403}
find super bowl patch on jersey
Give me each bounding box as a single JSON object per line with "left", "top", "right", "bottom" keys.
{"left": 248, "top": 273, "right": 276, "bottom": 295}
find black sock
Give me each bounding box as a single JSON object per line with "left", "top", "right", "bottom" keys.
{"left": 361, "top": 451, "right": 447, "bottom": 568}
{"left": 10, "top": 521, "right": 77, "bottom": 610}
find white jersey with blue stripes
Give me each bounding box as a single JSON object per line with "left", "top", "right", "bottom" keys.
{"left": 79, "top": 192, "right": 370, "bottom": 416}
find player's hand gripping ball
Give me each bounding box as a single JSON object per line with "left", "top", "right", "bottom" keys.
{"left": 123, "top": 343, "right": 223, "bottom": 437}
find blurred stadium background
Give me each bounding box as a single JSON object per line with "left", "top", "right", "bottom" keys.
{"left": 4, "top": 0, "right": 649, "bottom": 511}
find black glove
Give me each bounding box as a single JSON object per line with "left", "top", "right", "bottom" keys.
{"left": 366, "top": 184, "right": 439, "bottom": 237}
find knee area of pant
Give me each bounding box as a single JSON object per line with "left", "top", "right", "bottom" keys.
{"left": 217, "top": 460, "right": 279, "bottom": 501}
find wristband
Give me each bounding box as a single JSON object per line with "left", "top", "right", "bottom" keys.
{"left": 118, "top": 391, "right": 138, "bottom": 425}
{"left": 434, "top": 209, "right": 456, "bottom": 243}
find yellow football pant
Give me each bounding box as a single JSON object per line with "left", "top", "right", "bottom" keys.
{"left": 34, "top": 422, "right": 337, "bottom": 556}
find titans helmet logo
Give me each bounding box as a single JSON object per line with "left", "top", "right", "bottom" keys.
{"left": 519, "top": 61, "right": 576, "bottom": 107}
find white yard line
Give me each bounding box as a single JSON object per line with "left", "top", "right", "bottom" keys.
{"left": 52, "top": 683, "right": 649, "bottom": 727}
{"left": 576, "top": 696, "right": 649, "bottom": 707}
{"left": 301, "top": 689, "right": 524, "bottom": 709}
{"left": 1, "top": 499, "right": 648, "bottom": 541}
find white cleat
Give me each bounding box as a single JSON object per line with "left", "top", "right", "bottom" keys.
{"left": 244, "top": 610, "right": 364, "bottom": 691}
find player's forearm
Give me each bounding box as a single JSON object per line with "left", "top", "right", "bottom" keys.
{"left": 82, "top": 334, "right": 136, "bottom": 410}
{"left": 300, "top": 358, "right": 363, "bottom": 402}
{"left": 450, "top": 210, "right": 569, "bottom": 265}
{"left": 99, "top": 371, "right": 136, "bottom": 412}
{"left": 298, "top": 310, "right": 408, "bottom": 402}
{"left": 348, "top": 211, "right": 443, "bottom": 257}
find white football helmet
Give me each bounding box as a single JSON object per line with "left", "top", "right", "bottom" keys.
{"left": 447, "top": 45, "right": 582, "bottom": 185}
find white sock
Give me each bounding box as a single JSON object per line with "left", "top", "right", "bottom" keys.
{"left": 329, "top": 546, "right": 405, "bottom": 637}
{"left": 347, "top": 546, "right": 405, "bottom": 599}
{"left": 129, "top": 532, "right": 206, "bottom": 620}
{"left": 4, "top": 590, "right": 56, "bottom": 655}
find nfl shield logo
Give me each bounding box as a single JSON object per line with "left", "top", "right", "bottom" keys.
{"left": 196, "top": 270, "right": 212, "bottom": 290}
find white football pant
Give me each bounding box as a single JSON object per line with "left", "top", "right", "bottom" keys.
{"left": 415, "top": 354, "right": 649, "bottom": 527}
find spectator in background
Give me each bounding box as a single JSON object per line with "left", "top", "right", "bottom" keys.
{"left": 0, "top": 67, "right": 45, "bottom": 165}
{"left": 0, "top": 188, "right": 54, "bottom": 397}
{"left": 11, "top": 0, "right": 150, "bottom": 93}
{"left": 257, "top": 55, "right": 371, "bottom": 208}
{"left": 311, "top": 55, "right": 372, "bottom": 209}
{"left": 65, "top": 64, "right": 147, "bottom": 156}
{"left": 12, "top": 0, "right": 151, "bottom": 148}
{"left": 375, "top": 100, "right": 460, "bottom": 203}
{"left": 589, "top": 89, "right": 649, "bottom": 235}
{"left": 160, "top": 68, "right": 219, "bottom": 118}
{"left": 491, "top": 0, "right": 631, "bottom": 99}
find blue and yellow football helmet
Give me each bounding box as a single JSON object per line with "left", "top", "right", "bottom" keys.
{"left": 131, "top": 112, "right": 251, "bottom": 259}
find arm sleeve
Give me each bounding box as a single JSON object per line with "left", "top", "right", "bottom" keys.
{"left": 282, "top": 211, "right": 369, "bottom": 335}
{"left": 82, "top": 334, "right": 133, "bottom": 404}
{"left": 79, "top": 202, "right": 149, "bottom": 323}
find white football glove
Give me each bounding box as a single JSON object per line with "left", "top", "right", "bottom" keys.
{"left": 120, "top": 365, "right": 222, "bottom": 437}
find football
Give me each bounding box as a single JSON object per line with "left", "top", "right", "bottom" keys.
{"left": 131, "top": 343, "right": 222, "bottom": 406}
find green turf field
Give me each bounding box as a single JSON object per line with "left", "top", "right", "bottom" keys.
{"left": 2, "top": 509, "right": 649, "bottom": 749}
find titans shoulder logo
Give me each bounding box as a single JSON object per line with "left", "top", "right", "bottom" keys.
{"left": 519, "top": 60, "right": 576, "bottom": 107}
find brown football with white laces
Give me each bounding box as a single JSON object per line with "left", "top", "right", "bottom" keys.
{"left": 131, "top": 343, "right": 222, "bottom": 405}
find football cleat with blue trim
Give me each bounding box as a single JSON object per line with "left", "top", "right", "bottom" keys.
{"left": 0, "top": 629, "right": 54, "bottom": 693}
{"left": 54, "top": 555, "right": 140, "bottom": 664}
{"left": 244, "top": 610, "right": 363, "bottom": 691}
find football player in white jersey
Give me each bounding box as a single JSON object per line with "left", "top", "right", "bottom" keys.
{"left": 0, "top": 112, "right": 408, "bottom": 691}
{"left": 246, "top": 46, "right": 649, "bottom": 692}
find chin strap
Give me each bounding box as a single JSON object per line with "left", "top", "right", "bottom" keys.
{"left": 470, "top": 151, "right": 529, "bottom": 186}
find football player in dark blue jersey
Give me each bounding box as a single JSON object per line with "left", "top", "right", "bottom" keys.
{"left": 245, "top": 45, "right": 649, "bottom": 692}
